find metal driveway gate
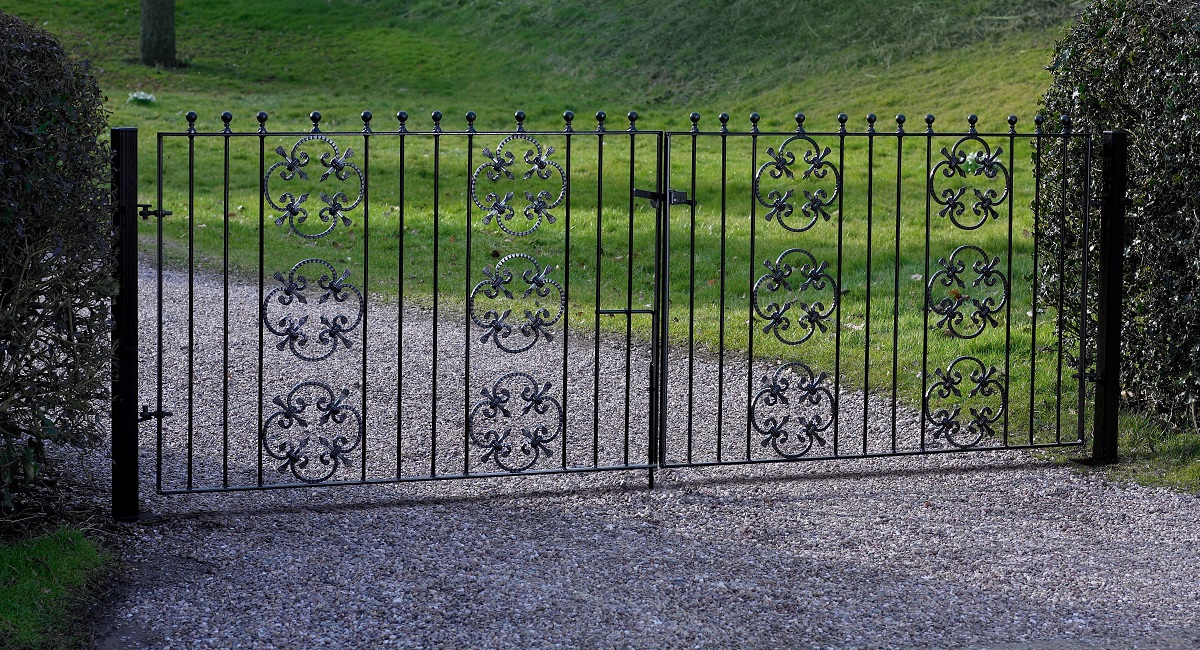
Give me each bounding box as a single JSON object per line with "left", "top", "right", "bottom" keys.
{"left": 109, "top": 111, "right": 1126, "bottom": 520}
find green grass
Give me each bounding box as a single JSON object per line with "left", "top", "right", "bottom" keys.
{"left": 0, "top": 526, "right": 105, "bottom": 649}
{"left": 6, "top": 0, "right": 1093, "bottom": 448}
{"left": 1099, "top": 415, "right": 1200, "bottom": 493}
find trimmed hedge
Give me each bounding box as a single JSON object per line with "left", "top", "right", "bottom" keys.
{"left": 0, "top": 12, "right": 114, "bottom": 508}
{"left": 1038, "top": 0, "right": 1200, "bottom": 428}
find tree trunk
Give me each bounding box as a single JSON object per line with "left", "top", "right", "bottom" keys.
{"left": 140, "top": 0, "right": 175, "bottom": 67}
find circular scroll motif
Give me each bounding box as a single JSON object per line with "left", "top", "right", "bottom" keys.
{"left": 262, "top": 381, "right": 362, "bottom": 484}
{"left": 927, "top": 245, "right": 1009, "bottom": 339}
{"left": 924, "top": 356, "right": 1006, "bottom": 448}
{"left": 750, "top": 361, "right": 834, "bottom": 459}
{"left": 264, "top": 135, "right": 364, "bottom": 239}
{"left": 753, "top": 134, "right": 841, "bottom": 232}
{"left": 262, "top": 258, "right": 364, "bottom": 362}
{"left": 752, "top": 248, "right": 839, "bottom": 346}
{"left": 928, "top": 135, "right": 1011, "bottom": 230}
{"left": 470, "top": 133, "right": 566, "bottom": 237}
{"left": 469, "top": 372, "right": 562, "bottom": 473}
{"left": 469, "top": 253, "right": 564, "bottom": 353}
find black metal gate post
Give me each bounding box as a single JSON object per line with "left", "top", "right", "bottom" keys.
{"left": 1092, "top": 130, "right": 1127, "bottom": 462}
{"left": 111, "top": 127, "right": 141, "bottom": 521}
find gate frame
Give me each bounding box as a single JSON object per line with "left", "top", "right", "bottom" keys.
{"left": 110, "top": 126, "right": 1129, "bottom": 521}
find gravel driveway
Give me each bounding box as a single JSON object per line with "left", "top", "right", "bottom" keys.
{"left": 77, "top": 265, "right": 1200, "bottom": 649}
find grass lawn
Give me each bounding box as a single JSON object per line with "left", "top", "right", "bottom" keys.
{"left": 0, "top": 526, "right": 105, "bottom": 649}
{"left": 6, "top": 0, "right": 1096, "bottom": 447}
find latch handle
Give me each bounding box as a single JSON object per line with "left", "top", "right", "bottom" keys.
{"left": 137, "top": 204, "right": 174, "bottom": 220}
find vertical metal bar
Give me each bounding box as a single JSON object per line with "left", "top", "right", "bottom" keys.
{"left": 891, "top": 116, "right": 905, "bottom": 454}
{"left": 1030, "top": 118, "right": 1043, "bottom": 445}
{"left": 221, "top": 117, "right": 231, "bottom": 488}
{"left": 563, "top": 115, "right": 573, "bottom": 470}
{"left": 920, "top": 116, "right": 934, "bottom": 451}
{"left": 361, "top": 120, "right": 371, "bottom": 482}
{"left": 746, "top": 115, "right": 759, "bottom": 461}
{"left": 1093, "top": 130, "right": 1126, "bottom": 461}
{"left": 431, "top": 113, "right": 442, "bottom": 477}
{"left": 110, "top": 127, "right": 140, "bottom": 522}
{"left": 658, "top": 132, "right": 671, "bottom": 468}
{"left": 717, "top": 121, "right": 728, "bottom": 463}
{"left": 624, "top": 125, "right": 636, "bottom": 466}
{"left": 186, "top": 126, "right": 195, "bottom": 489}
{"left": 687, "top": 125, "right": 698, "bottom": 463}
{"left": 157, "top": 132, "right": 167, "bottom": 490}
{"left": 593, "top": 114, "right": 604, "bottom": 468}
{"left": 464, "top": 121, "right": 474, "bottom": 476}
{"left": 256, "top": 113, "right": 266, "bottom": 487}
{"left": 863, "top": 115, "right": 876, "bottom": 454}
{"left": 833, "top": 114, "right": 847, "bottom": 455}
{"left": 1004, "top": 117, "right": 1016, "bottom": 447}
{"left": 397, "top": 113, "right": 407, "bottom": 479}
{"left": 648, "top": 130, "right": 663, "bottom": 486}
{"left": 1055, "top": 120, "right": 1070, "bottom": 444}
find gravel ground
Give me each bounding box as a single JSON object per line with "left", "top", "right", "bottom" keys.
{"left": 68, "top": 264, "right": 1200, "bottom": 648}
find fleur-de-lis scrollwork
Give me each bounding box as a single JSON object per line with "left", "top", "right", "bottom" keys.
{"left": 750, "top": 361, "right": 834, "bottom": 459}
{"left": 469, "top": 254, "right": 564, "bottom": 353}
{"left": 262, "top": 381, "right": 362, "bottom": 483}
{"left": 264, "top": 135, "right": 363, "bottom": 239}
{"left": 469, "top": 372, "right": 562, "bottom": 473}
{"left": 928, "top": 135, "right": 1010, "bottom": 230}
{"left": 927, "top": 245, "right": 1009, "bottom": 339}
{"left": 752, "top": 248, "right": 839, "bottom": 346}
{"left": 262, "top": 259, "right": 364, "bottom": 362}
{"left": 924, "top": 356, "right": 1006, "bottom": 448}
{"left": 754, "top": 135, "right": 840, "bottom": 232}
{"left": 471, "top": 134, "right": 565, "bottom": 236}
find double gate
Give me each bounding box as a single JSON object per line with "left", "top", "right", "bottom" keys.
{"left": 109, "top": 110, "right": 1126, "bottom": 519}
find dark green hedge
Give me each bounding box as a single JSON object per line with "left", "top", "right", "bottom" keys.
{"left": 1038, "top": 0, "right": 1200, "bottom": 428}
{"left": 0, "top": 12, "right": 114, "bottom": 508}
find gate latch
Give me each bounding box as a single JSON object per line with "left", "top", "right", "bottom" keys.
{"left": 139, "top": 405, "right": 174, "bottom": 422}
{"left": 137, "top": 204, "right": 174, "bottom": 220}
{"left": 632, "top": 188, "right": 693, "bottom": 208}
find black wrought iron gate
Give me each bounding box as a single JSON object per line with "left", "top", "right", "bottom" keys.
{"left": 109, "top": 111, "right": 1126, "bottom": 519}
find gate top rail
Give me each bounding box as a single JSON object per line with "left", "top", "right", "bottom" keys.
{"left": 159, "top": 109, "right": 1086, "bottom": 138}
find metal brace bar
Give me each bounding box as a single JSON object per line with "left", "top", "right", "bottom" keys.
{"left": 633, "top": 188, "right": 693, "bottom": 208}
{"left": 139, "top": 405, "right": 174, "bottom": 422}
{"left": 137, "top": 203, "right": 173, "bottom": 220}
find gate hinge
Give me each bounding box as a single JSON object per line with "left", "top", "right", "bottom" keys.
{"left": 633, "top": 188, "right": 693, "bottom": 208}
{"left": 1072, "top": 370, "right": 1102, "bottom": 383}
{"left": 139, "top": 405, "right": 174, "bottom": 422}
{"left": 137, "top": 204, "right": 174, "bottom": 220}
